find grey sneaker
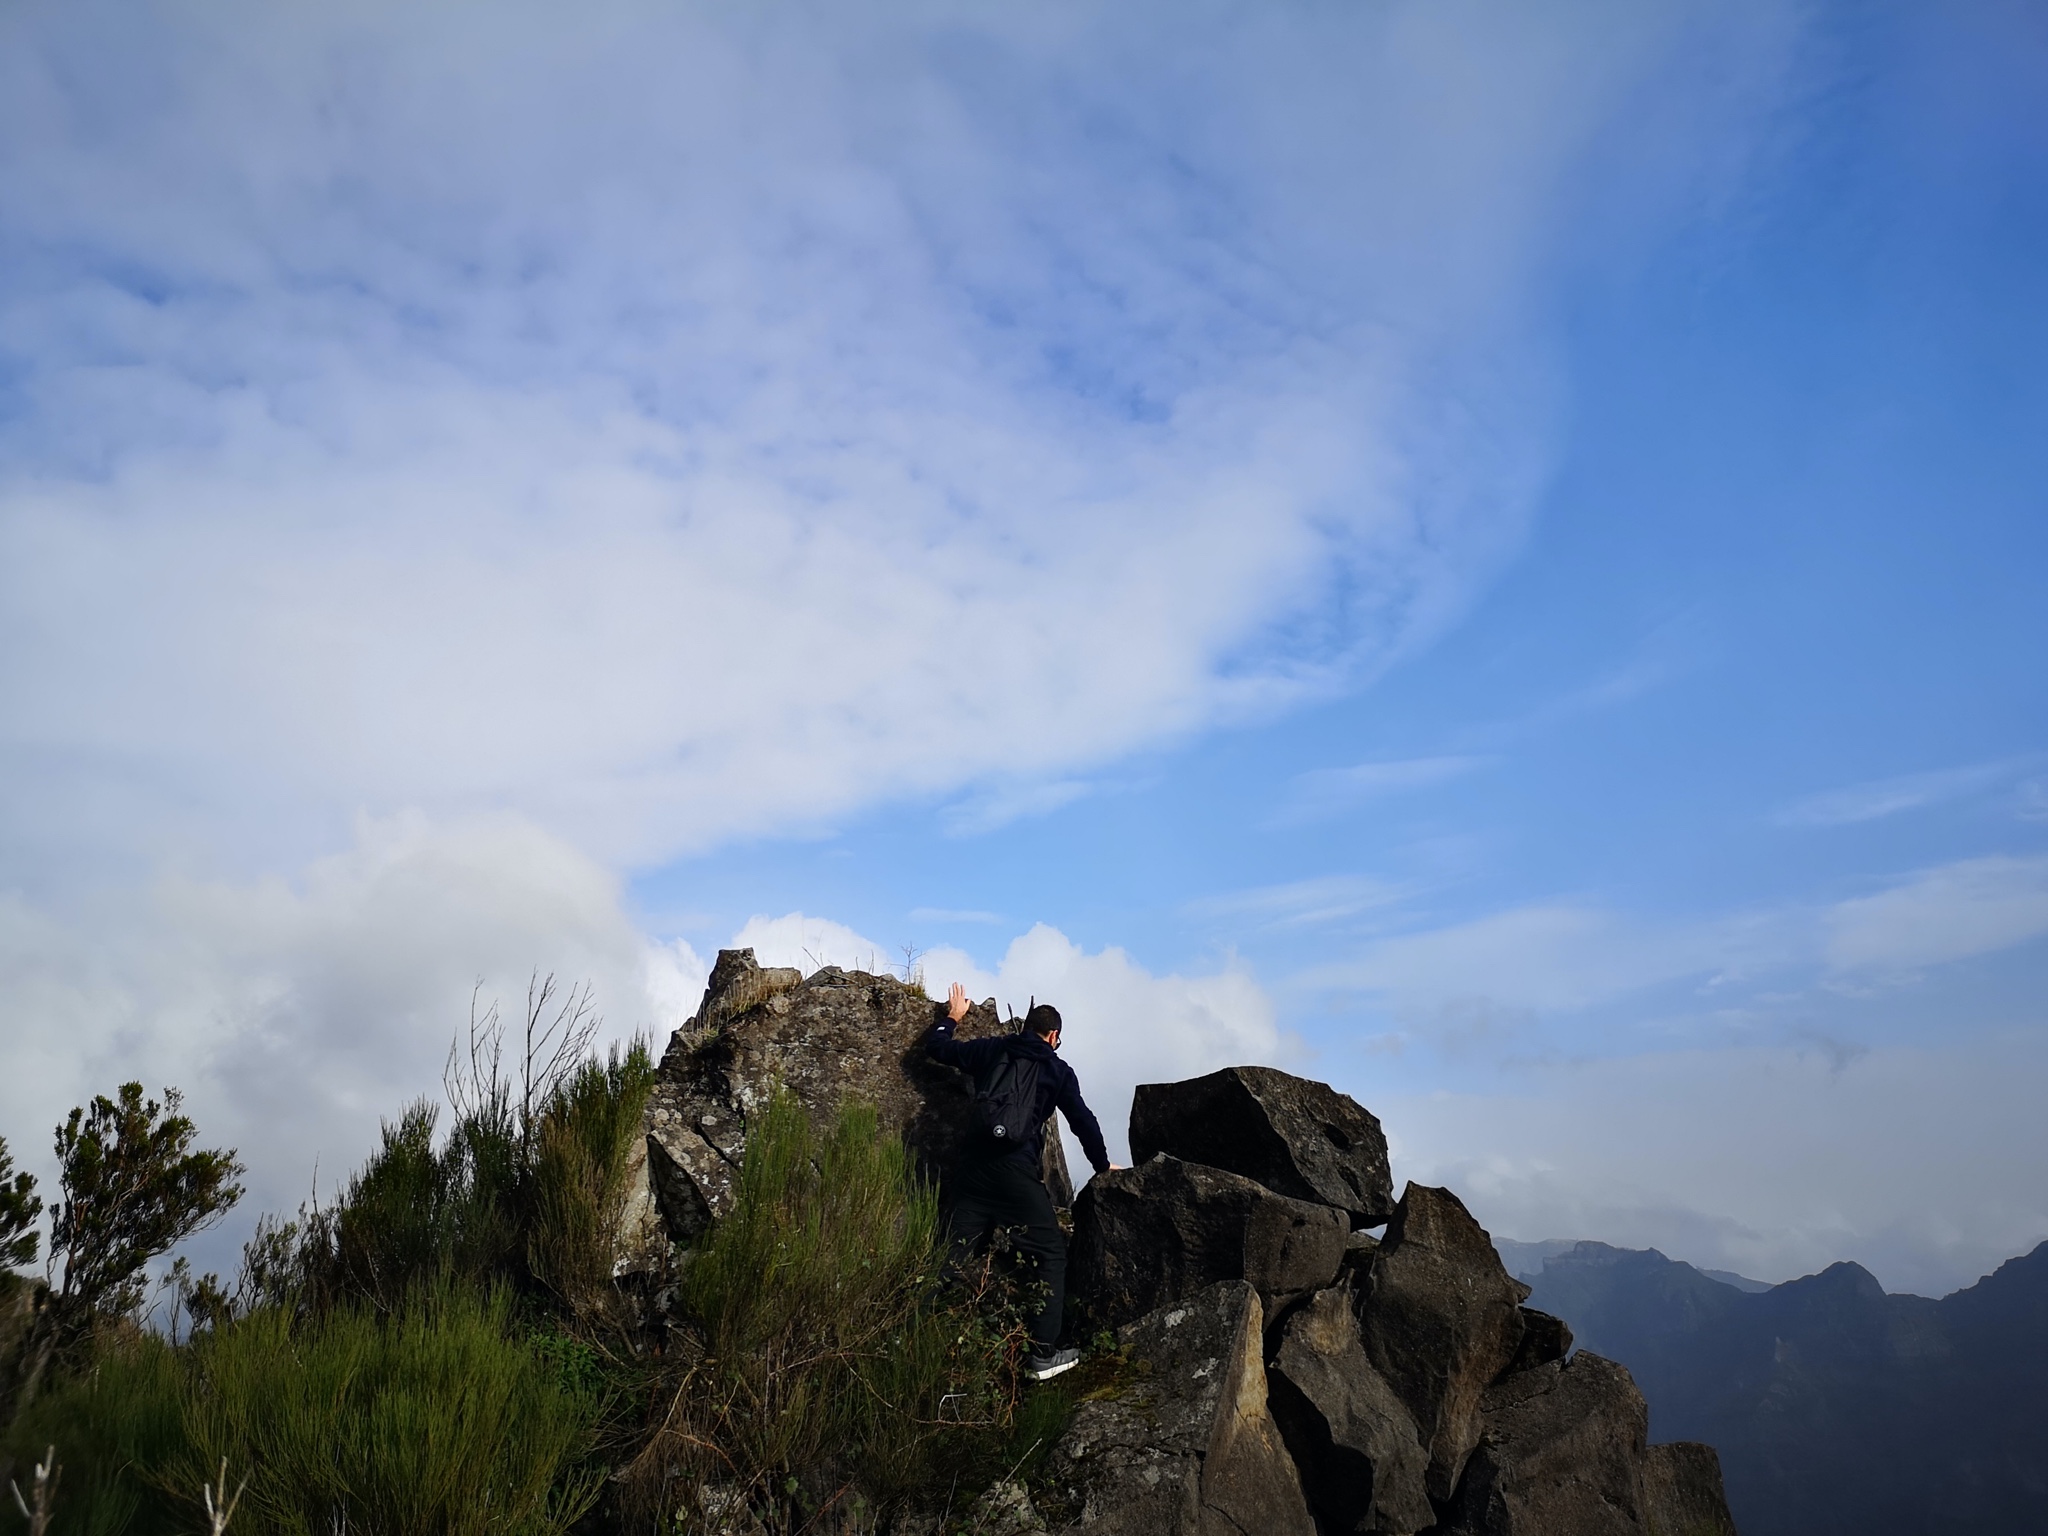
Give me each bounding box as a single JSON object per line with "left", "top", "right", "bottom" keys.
{"left": 1025, "top": 1346, "right": 1080, "bottom": 1382}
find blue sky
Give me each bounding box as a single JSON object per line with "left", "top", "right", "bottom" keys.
{"left": 1, "top": 0, "right": 2043, "bottom": 1296}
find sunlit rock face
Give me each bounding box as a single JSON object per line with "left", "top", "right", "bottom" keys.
{"left": 626, "top": 948, "right": 1071, "bottom": 1252}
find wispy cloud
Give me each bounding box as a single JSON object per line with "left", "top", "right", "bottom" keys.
{"left": 1187, "top": 874, "right": 1410, "bottom": 929}
{"left": 1378, "top": 1030, "right": 2048, "bottom": 1297}
{"left": 909, "top": 907, "right": 1003, "bottom": 926}
{"left": 0, "top": 0, "right": 1802, "bottom": 878}
{"left": 1778, "top": 760, "right": 2026, "bottom": 826}
{"left": 1302, "top": 853, "right": 2048, "bottom": 1030}
{"left": 940, "top": 780, "right": 1093, "bottom": 837}
{"left": 1825, "top": 855, "right": 2048, "bottom": 972}
{"left": 1270, "top": 756, "right": 1493, "bottom": 827}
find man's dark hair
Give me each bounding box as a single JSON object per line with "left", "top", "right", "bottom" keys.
{"left": 1025, "top": 1003, "right": 1062, "bottom": 1038}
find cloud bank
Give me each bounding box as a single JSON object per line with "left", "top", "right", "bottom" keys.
{"left": 0, "top": 0, "right": 1799, "bottom": 877}
{"left": 1378, "top": 1031, "right": 2048, "bottom": 1298}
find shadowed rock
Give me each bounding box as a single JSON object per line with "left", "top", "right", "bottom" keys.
{"left": 1266, "top": 1284, "right": 1434, "bottom": 1535}
{"left": 1643, "top": 1442, "right": 1739, "bottom": 1536}
{"left": 1042, "top": 1280, "right": 1316, "bottom": 1536}
{"left": 1434, "top": 1352, "right": 1654, "bottom": 1536}
{"left": 1501, "top": 1308, "right": 1574, "bottom": 1377}
{"left": 630, "top": 949, "right": 1072, "bottom": 1246}
{"left": 1356, "top": 1184, "right": 1529, "bottom": 1501}
{"left": 1070, "top": 1155, "right": 1349, "bottom": 1334}
{"left": 1130, "top": 1066, "right": 1395, "bottom": 1227}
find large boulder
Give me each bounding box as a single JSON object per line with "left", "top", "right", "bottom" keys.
{"left": 1432, "top": 1352, "right": 1653, "bottom": 1536}
{"left": 632, "top": 951, "right": 1073, "bottom": 1245}
{"left": 1070, "top": 1155, "right": 1349, "bottom": 1334}
{"left": 1129, "top": 1066, "right": 1395, "bottom": 1227}
{"left": 1642, "top": 1442, "right": 1739, "bottom": 1536}
{"left": 1042, "top": 1280, "right": 1316, "bottom": 1536}
{"left": 1266, "top": 1284, "right": 1434, "bottom": 1535}
{"left": 1356, "top": 1184, "right": 1529, "bottom": 1502}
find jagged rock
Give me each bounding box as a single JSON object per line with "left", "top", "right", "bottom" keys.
{"left": 968, "top": 1479, "right": 1048, "bottom": 1535}
{"left": 1042, "top": 1280, "right": 1316, "bottom": 1536}
{"left": 1356, "top": 1184, "right": 1529, "bottom": 1502}
{"left": 1502, "top": 1308, "right": 1574, "bottom": 1377}
{"left": 1642, "top": 1442, "right": 1739, "bottom": 1536}
{"left": 1069, "top": 1154, "right": 1349, "bottom": 1333}
{"left": 1129, "top": 1066, "right": 1395, "bottom": 1227}
{"left": 632, "top": 950, "right": 1073, "bottom": 1245}
{"left": 1435, "top": 1351, "right": 1653, "bottom": 1536}
{"left": 1266, "top": 1284, "right": 1434, "bottom": 1535}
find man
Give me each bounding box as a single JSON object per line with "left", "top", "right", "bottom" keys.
{"left": 924, "top": 981, "right": 1120, "bottom": 1381}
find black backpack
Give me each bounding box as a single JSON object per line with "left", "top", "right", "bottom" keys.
{"left": 973, "top": 1036, "right": 1044, "bottom": 1149}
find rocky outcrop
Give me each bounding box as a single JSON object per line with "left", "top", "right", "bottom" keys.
{"left": 1069, "top": 1155, "right": 1348, "bottom": 1334}
{"left": 1356, "top": 1183, "right": 1531, "bottom": 1502}
{"left": 1265, "top": 1284, "right": 1434, "bottom": 1535}
{"left": 1041, "top": 1280, "right": 1316, "bottom": 1536}
{"left": 1433, "top": 1352, "right": 1652, "bottom": 1536}
{"left": 634, "top": 960, "right": 1742, "bottom": 1536}
{"left": 1129, "top": 1066, "right": 1395, "bottom": 1227}
{"left": 1644, "top": 1442, "right": 1739, "bottom": 1536}
{"left": 631, "top": 950, "right": 1072, "bottom": 1246}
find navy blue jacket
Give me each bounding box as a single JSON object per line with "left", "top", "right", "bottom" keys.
{"left": 923, "top": 1019, "right": 1111, "bottom": 1175}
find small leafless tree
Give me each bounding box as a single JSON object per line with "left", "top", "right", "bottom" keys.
{"left": 445, "top": 972, "right": 601, "bottom": 1156}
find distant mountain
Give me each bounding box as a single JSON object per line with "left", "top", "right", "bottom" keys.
{"left": 1513, "top": 1239, "right": 2048, "bottom": 1536}
{"left": 1494, "top": 1236, "right": 1773, "bottom": 1293}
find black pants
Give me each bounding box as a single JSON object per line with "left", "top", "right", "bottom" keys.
{"left": 944, "top": 1156, "right": 1066, "bottom": 1352}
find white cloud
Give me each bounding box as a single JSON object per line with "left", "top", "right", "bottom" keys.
{"left": 677, "top": 912, "right": 1288, "bottom": 1169}
{"left": 1373, "top": 1032, "right": 2048, "bottom": 1298}
{"left": 1779, "top": 760, "right": 2024, "bottom": 826}
{"left": 730, "top": 912, "right": 900, "bottom": 980}
{"left": 0, "top": 0, "right": 1813, "bottom": 1276}
{"left": 1825, "top": 855, "right": 2048, "bottom": 973}
{"left": 0, "top": 0, "right": 1802, "bottom": 881}
{"left": 1302, "top": 853, "right": 2048, "bottom": 1033}
{"left": 1271, "top": 757, "right": 1493, "bottom": 827}
{"left": 918, "top": 925, "right": 1286, "bottom": 1168}
{"left": 1303, "top": 903, "right": 1798, "bottom": 1021}
{"left": 1188, "top": 875, "right": 1411, "bottom": 929}
{"left": 0, "top": 813, "right": 702, "bottom": 1264}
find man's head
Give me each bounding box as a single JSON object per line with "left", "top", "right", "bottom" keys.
{"left": 1026, "top": 1002, "right": 1062, "bottom": 1048}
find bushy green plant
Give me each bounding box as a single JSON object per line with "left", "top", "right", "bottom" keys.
{"left": 527, "top": 1044, "right": 657, "bottom": 1324}
{"left": 176, "top": 1285, "right": 603, "bottom": 1536}
{"left": 0, "top": 1136, "right": 41, "bottom": 1271}
{"left": 2, "top": 1085, "right": 242, "bottom": 1428}
{"left": 325, "top": 1099, "right": 520, "bottom": 1313}
{"left": 318, "top": 1033, "right": 654, "bottom": 1318}
{"left": 623, "top": 1091, "right": 1036, "bottom": 1534}
{"left": 4, "top": 1288, "right": 603, "bottom": 1536}
{"left": 0, "top": 1332, "right": 185, "bottom": 1536}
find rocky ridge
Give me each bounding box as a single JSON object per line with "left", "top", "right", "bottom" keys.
{"left": 635, "top": 952, "right": 1741, "bottom": 1535}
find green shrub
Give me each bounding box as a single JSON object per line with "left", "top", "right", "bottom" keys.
{"left": 622, "top": 1090, "right": 1038, "bottom": 1534}
{"left": 318, "top": 1039, "right": 654, "bottom": 1318}
{"left": 4, "top": 1287, "right": 603, "bottom": 1536}
{"left": 527, "top": 1044, "right": 657, "bottom": 1325}
{"left": 0, "top": 1331, "right": 185, "bottom": 1536}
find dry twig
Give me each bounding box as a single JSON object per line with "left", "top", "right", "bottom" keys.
{"left": 202, "top": 1456, "right": 247, "bottom": 1535}
{"left": 8, "top": 1445, "right": 60, "bottom": 1536}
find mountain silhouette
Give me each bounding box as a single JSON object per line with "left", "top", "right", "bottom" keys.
{"left": 1513, "top": 1239, "right": 2048, "bottom": 1536}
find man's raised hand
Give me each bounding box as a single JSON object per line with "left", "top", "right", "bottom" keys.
{"left": 947, "top": 981, "right": 970, "bottom": 1024}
